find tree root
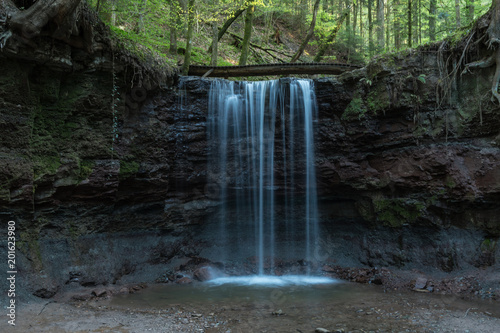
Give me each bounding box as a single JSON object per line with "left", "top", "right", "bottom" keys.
{"left": 462, "top": 0, "right": 500, "bottom": 104}
{"left": 0, "top": 0, "right": 95, "bottom": 53}
{"left": 463, "top": 48, "right": 500, "bottom": 104}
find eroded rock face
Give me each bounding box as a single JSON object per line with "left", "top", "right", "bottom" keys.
{"left": 1, "top": 44, "right": 500, "bottom": 295}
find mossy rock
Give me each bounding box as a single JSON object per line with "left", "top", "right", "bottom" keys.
{"left": 366, "top": 85, "right": 390, "bottom": 114}
{"left": 33, "top": 155, "right": 61, "bottom": 181}
{"left": 342, "top": 95, "right": 366, "bottom": 121}
{"left": 119, "top": 160, "right": 140, "bottom": 179}
{"left": 373, "top": 198, "right": 426, "bottom": 227}
{"left": 78, "top": 159, "right": 94, "bottom": 182}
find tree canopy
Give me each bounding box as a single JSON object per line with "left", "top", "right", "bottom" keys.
{"left": 0, "top": 0, "right": 495, "bottom": 68}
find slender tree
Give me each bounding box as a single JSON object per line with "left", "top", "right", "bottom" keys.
{"left": 467, "top": 0, "right": 475, "bottom": 24}
{"left": 455, "top": 0, "right": 461, "bottom": 28}
{"left": 168, "top": 0, "right": 180, "bottom": 55}
{"left": 182, "top": 0, "right": 196, "bottom": 75}
{"left": 429, "top": 0, "right": 436, "bottom": 41}
{"left": 376, "top": 0, "right": 384, "bottom": 51}
{"left": 291, "top": 0, "right": 321, "bottom": 62}
{"left": 208, "top": 6, "right": 247, "bottom": 53}
{"left": 239, "top": 5, "right": 255, "bottom": 65}
{"left": 368, "top": 0, "right": 374, "bottom": 55}
{"left": 313, "top": 6, "right": 350, "bottom": 62}
{"left": 408, "top": 0, "right": 412, "bottom": 48}
{"left": 210, "top": 0, "right": 218, "bottom": 66}
{"left": 394, "top": 0, "right": 401, "bottom": 50}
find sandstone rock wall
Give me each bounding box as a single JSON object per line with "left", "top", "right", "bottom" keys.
{"left": 1, "top": 42, "right": 499, "bottom": 295}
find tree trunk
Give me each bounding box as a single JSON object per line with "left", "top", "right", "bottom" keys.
{"left": 170, "top": 27, "right": 178, "bottom": 55}
{"left": 291, "top": 0, "right": 321, "bottom": 62}
{"left": 376, "top": 0, "right": 384, "bottom": 51}
{"left": 394, "top": 0, "right": 400, "bottom": 50}
{"left": 385, "top": 0, "right": 389, "bottom": 50}
{"left": 418, "top": 0, "right": 422, "bottom": 43}
{"left": 429, "top": 0, "right": 436, "bottom": 41}
{"left": 313, "top": 6, "right": 349, "bottom": 62}
{"left": 182, "top": 0, "right": 196, "bottom": 75}
{"left": 211, "top": 17, "right": 218, "bottom": 66}
{"left": 239, "top": 5, "right": 255, "bottom": 65}
{"left": 168, "top": 0, "right": 181, "bottom": 55}
{"left": 467, "top": 0, "right": 474, "bottom": 24}
{"left": 299, "top": 0, "right": 307, "bottom": 35}
{"left": 368, "top": 0, "right": 373, "bottom": 55}
{"left": 359, "top": 0, "right": 364, "bottom": 40}
{"left": 455, "top": 0, "right": 461, "bottom": 29}
{"left": 111, "top": 0, "right": 117, "bottom": 26}
{"left": 137, "top": 0, "right": 148, "bottom": 34}
{"left": 208, "top": 6, "right": 246, "bottom": 53}
{"left": 408, "top": 0, "right": 412, "bottom": 48}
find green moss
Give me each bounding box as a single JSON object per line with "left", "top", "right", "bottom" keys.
{"left": 373, "top": 198, "right": 425, "bottom": 227}
{"left": 445, "top": 175, "right": 457, "bottom": 189}
{"left": 366, "top": 87, "right": 390, "bottom": 114}
{"left": 109, "top": 25, "right": 177, "bottom": 72}
{"left": 17, "top": 229, "right": 43, "bottom": 271}
{"left": 119, "top": 160, "right": 140, "bottom": 179}
{"left": 342, "top": 96, "right": 366, "bottom": 121}
{"left": 78, "top": 159, "right": 94, "bottom": 182}
{"left": 33, "top": 155, "right": 61, "bottom": 180}
{"left": 480, "top": 238, "right": 497, "bottom": 252}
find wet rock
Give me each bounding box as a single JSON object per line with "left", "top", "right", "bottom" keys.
{"left": 119, "top": 287, "right": 130, "bottom": 294}
{"left": 271, "top": 309, "right": 284, "bottom": 316}
{"left": 176, "top": 277, "right": 193, "bottom": 284}
{"left": 414, "top": 277, "right": 428, "bottom": 290}
{"left": 315, "top": 328, "right": 330, "bottom": 333}
{"left": 193, "top": 266, "right": 224, "bottom": 282}
{"left": 71, "top": 293, "right": 93, "bottom": 301}
{"left": 128, "top": 284, "right": 147, "bottom": 293}
{"left": 33, "top": 288, "right": 58, "bottom": 299}
{"left": 92, "top": 289, "right": 108, "bottom": 297}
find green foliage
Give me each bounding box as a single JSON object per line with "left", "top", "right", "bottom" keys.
{"left": 86, "top": 0, "right": 492, "bottom": 68}
{"left": 342, "top": 96, "right": 366, "bottom": 121}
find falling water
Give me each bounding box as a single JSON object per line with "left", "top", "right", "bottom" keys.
{"left": 207, "top": 78, "right": 318, "bottom": 275}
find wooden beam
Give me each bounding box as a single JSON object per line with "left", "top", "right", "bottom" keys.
{"left": 187, "top": 62, "right": 361, "bottom": 77}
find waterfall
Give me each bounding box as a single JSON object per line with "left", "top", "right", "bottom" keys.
{"left": 207, "top": 78, "right": 318, "bottom": 275}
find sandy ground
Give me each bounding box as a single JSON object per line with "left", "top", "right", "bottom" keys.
{"left": 4, "top": 283, "right": 500, "bottom": 333}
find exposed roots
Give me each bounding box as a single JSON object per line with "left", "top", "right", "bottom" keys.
{"left": 462, "top": 0, "right": 500, "bottom": 104}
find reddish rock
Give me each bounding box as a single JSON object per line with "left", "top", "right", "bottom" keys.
{"left": 92, "top": 289, "right": 108, "bottom": 297}
{"left": 193, "top": 266, "right": 222, "bottom": 282}
{"left": 176, "top": 277, "right": 193, "bottom": 284}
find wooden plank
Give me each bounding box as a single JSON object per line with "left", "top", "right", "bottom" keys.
{"left": 187, "top": 63, "right": 360, "bottom": 77}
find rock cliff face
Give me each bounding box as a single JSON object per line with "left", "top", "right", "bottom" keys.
{"left": 1, "top": 39, "right": 500, "bottom": 296}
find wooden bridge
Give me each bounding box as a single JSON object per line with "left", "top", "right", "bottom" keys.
{"left": 188, "top": 62, "right": 362, "bottom": 78}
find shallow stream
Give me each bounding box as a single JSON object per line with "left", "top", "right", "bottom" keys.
{"left": 106, "top": 276, "right": 500, "bottom": 332}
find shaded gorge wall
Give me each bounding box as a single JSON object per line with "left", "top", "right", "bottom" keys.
{"left": 1, "top": 46, "right": 500, "bottom": 296}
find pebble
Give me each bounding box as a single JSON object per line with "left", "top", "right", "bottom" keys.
{"left": 315, "top": 328, "right": 330, "bottom": 333}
